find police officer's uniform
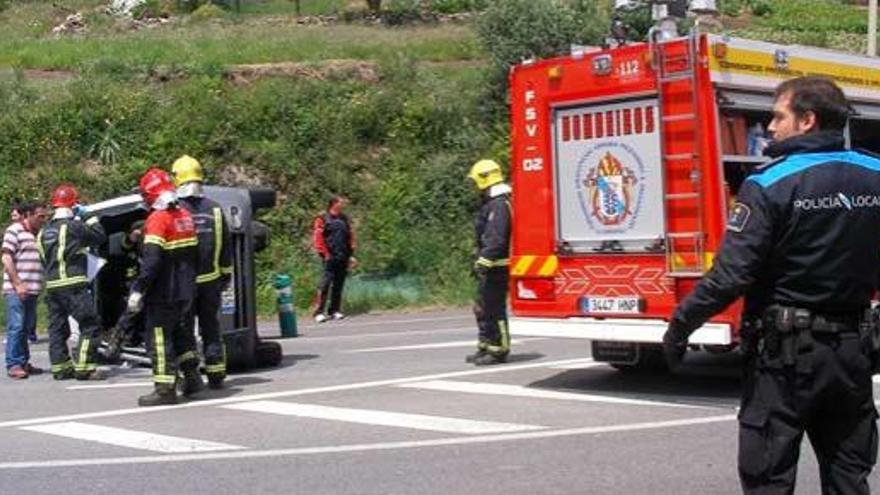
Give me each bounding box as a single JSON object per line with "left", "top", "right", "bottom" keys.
{"left": 667, "top": 130, "right": 880, "bottom": 494}
{"left": 38, "top": 210, "right": 107, "bottom": 379}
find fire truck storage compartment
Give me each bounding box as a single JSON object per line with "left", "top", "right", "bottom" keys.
{"left": 717, "top": 90, "right": 773, "bottom": 197}
{"left": 553, "top": 97, "right": 666, "bottom": 254}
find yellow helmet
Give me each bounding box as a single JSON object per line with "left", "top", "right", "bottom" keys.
{"left": 171, "top": 155, "right": 204, "bottom": 186}
{"left": 468, "top": 159, "right": 504, "bottom": 190}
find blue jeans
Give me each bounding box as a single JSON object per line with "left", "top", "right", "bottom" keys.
{"left": 5, "top": 293, "right": 36, "bottom": 369}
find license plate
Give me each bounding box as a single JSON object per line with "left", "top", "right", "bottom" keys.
{"left": 580, "top": 296, "right": 643, "bottom": 314}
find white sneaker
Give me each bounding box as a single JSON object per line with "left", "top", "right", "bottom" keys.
{"left": 314, "top": 314, "right": 328, "bottom": 323}
{"left": 331, "top": 312, "right": 346, "bottom": 321}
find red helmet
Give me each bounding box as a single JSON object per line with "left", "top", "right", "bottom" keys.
{"left": 139, "top": 167, "right": 175, "bottom": 207}
{"left": 51, "top": 184, "right": 79, "bottom": 208}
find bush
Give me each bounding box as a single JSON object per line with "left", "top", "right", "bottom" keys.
{"left": 190, "top": 2, "right": 228, "bottom": 21}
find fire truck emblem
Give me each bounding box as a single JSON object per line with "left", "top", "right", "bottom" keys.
{"left": 583, "top": 152, "right": 638, "bottom": 226}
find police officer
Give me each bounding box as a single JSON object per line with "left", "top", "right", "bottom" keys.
{"left": 38, "top": 184, "right": 106, "bottom": 380}
{"left": 466, "top": 159, "right": 512, "bottom": 366}
{"left": 663, "top": 77, "right": 880, "bottom": 494}
{"left": 129, "top": 168, "right": 202, "bottom": 406}
{"left": 172, "top": 155, "right": 232, "bottom": 389}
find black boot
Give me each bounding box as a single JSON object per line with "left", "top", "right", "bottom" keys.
{"left": 181, "top": 368, "right": 206, "bottom": 397}
{"left": 138, "top": 383, "right": 178, "bottom": 407}
{"left": 207, "top": 373, "right": 225, "bottom": 390}
{"left": 53, "top": 368, "right": 76, "bottom": 380}
{"left": 75, "top": 369, "right": 106, "bottom": 381}
{"left": 473, "top": 353, "right": 507, "bottom": 366}
{"left": 465, "top": 350, "right": 487, "bottom": 363}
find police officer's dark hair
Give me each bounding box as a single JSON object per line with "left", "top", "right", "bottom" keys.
{"left": 774, "top": 76, "right": 849, "bottom": 132}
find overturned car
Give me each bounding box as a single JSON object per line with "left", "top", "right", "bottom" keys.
{"left": 86, "top": 186, "right": 282, "bottom": 370}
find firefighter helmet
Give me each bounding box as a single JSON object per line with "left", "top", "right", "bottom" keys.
{"left": 139, "top": 167, "right": 176, "bottom": 207}
{"left": 468, "top": 159, "right": 504, "bottom": 190}
{"left": 171, "top": 155, "right": 204, "bottom": 186}
{"left": 51, "top": 184, "right": 79, "bottom": 208}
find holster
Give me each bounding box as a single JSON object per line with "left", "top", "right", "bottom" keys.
{"left": 762, "top": 305, "right": 811, "bottom": 367}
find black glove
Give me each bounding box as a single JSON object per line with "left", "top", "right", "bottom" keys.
{"left": 662, "top": 317, "right": 692, "bottom": 370}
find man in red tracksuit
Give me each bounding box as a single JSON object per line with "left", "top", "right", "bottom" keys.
{"left": 128, "top": 168, "right": 202, "bottom": 406}
{"left": 312, "top": 196, "right": 357, "bottom": 323}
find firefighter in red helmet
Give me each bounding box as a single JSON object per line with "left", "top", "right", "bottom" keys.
{"left": 129, "top": 168, "right": 202, "bottom": 406}
{"left": 37, "top": 183, "right": 107, "bottom": 380}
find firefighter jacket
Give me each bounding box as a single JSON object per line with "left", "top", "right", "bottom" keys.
{"left": 474, "top": 183, "right": 512, "bottom": 270}
{"left": 179, "top": 196, "right": 232, "bottom": 285}
{"left": 130, "top": 206, "right": 198, "bottom": 305}
{"left": 673, "top": 130, "right": 880, "bottom": 333}
{"left": 38, "top": 211, "right": 107, "bottom": 292}
{"left": 313, "top": 212, "right": 356, "bottom": 261}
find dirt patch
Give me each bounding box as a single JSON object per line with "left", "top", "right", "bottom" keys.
{"left": 226, "top": 60, "right": 381, "bottom": 85}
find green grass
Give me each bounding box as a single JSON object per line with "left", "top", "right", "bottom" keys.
{"left": 0, "top": 22, "right": 480, "bottom": 70}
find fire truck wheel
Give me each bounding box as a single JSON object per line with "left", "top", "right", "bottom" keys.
{"left": 610, "top": 344, "right": 672, "bottom": 373}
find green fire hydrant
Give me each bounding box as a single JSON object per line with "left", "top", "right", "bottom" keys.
{"left": 274, "top": 274, "right": 298, "bottom": 338}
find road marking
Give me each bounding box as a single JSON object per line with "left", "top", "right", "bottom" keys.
{"left": 66, "top": 382, "right": 154, "bottom": 391}
{"left": 299, "top": 314, "right": 472, "bottom": 331}
{"left": 20, "top": 422, "right": 243, "bottom": 454}
{"left": 223, "top": 401, "right": 544, "bottom": 434}
{"left": 305, "top": 326, "right": 471, "bottom": 341}
{"left": 398, "top": 380, "right": 708, "bottom": 409}
{"left": 547, "top": 359, "right": 607, "bottom": 370}
{"left": 0, "top": 414, "right": 736, "bottom": 470}
{"left": 0, "top": 357, "right": 593, "bottom": 429}
{"left": 345, "top": 338, "right": 541, "bottom": 353}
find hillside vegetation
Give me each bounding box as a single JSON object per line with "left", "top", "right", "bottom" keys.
{"left": 0, "top": 0, "right": 875, "bottom": 317}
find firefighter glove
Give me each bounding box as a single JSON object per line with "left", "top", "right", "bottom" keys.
{"left": 127, "top": 291, "right": 144, "bottom": 314}
{"left": 663, "top": 317, "right": 692, "bottom": 370}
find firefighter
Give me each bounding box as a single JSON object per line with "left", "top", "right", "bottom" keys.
{"left": 466, "top": 159, "right": 512, "bottom": 366}
{"left": 663, "top": 77, "right": 880, "bottom": 494}
{"left": 37, "top": 184, "right": 107, "bottom": 380}
{"left": 129, "top": 168, "right": 202, "bottom": 406}
{"left": 172, "top": 155, "right": 232, "bottom": 389}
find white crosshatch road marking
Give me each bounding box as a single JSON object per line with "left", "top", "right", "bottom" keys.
{"left": 398, "top": 380, "right": 708, "bottom": 409}
{"left": 21, "top": 422, "right": 244, "bottom": 453}
{"left": 345, "top": 338, "right": 541, "bottom": 353}
{"left": 223, "top": 401, "right": 546, "bottom": 434}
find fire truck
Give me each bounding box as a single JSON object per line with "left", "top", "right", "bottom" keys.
{"left": 507, "top": 31, "right": 880, "bottom": 370}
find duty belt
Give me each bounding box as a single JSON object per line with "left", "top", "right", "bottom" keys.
{"left": 759, "top": 305, "right": 864, "bottom": 367}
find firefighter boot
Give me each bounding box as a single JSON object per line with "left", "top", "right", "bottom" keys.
{"left": 138, "top": 383, "right": 178, "bottom": 407}
{"left": 465, "top": 350, "right": 487, "bottom": 363}
{"left": 75, "top": 369, "right": 106, "bottom": 381}
{"left": 207, "top": 373, "right": 225, "bottom": 390}
{"left": 181, "top": 368, "right": 206, "bottom": 397}
{"left": 53, "top": 368, "right": 76, "bottom": 380}
{"left": 473, "top": 353, "right": 507, "bottom": 366}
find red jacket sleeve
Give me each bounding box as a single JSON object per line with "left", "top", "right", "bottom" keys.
{"left": 312, "top": 216, "right": 328, "bottom": 258}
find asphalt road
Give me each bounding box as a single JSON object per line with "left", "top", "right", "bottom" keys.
{"left": 0, "top": 309, "right": 877, "bottom": 495}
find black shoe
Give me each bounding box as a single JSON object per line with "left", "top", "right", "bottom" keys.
{"left": 465, "top": 350, "right": 487, "bottom": 363}
{"left": 138, "top": 384, "right": 178, "bottom": 407}
{"left": 207, "top": 373, "right": 225, "bottom": 390}
{"left": 473, "top": 354, "right": 507, "bottom": 366}
{"left": 75, "top": 369, "right": 106, "bottom": 381}
{"left": 180, "top": 369, "right": 206, "bottom": 397}
{"left": 53, "top": 368, "right": 75, "bottom": 380}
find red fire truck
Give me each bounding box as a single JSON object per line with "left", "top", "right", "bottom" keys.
{"left": 508, "top": 32, "right": 880, "bottom": 370}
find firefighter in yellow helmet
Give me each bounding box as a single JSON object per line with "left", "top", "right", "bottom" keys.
{"left": 171, "top": 155, "right": 232, "bottom": 389}
{"left": 466, "top": 159, "right": 512, "bottom": 366}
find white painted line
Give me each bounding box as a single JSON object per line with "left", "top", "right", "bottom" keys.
{"left": 398, "top": 380, "right": 708, "bottom": 409}
{"left": 345, "top": 338, "right": 542, "bottom": 353}
{"left": 21, "top": 422, "right": 243, "bottom": 454}
{"left": 0, "top": 357, "right": 595, "bottom": 430}
{"left": 223, "top": 401, "right": 544, "bottom": 434}
{"left": 306, "top": 326, "right": 472, "bottom": 341}
{"left": 66, "top": 382, "right": 154, "bottom": 391}
{"left": 0, "top": 414, "right": 736, "bottom": 470}
{"left": 300, "top": 314, "right": 472, "bottom": 330}
{"left": 546, "top": 358, "right": 606, "bottom": 370}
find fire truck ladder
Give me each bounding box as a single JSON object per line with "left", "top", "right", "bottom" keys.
{"left": 655, "top": 34, "right": 706, "bottom": 277}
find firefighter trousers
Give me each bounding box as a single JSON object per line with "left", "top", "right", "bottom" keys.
{"left": 46, "top": 287, "right": 102, "bottom": 377}
{"left": 473, "top": 269, "right": 510, "bottom": 357}
{"left": 738, "top": 329, "right": 877, "bottom": 495}
{"left": 144, "top": 301, "right": 199, "bottom": 386}
{"left": 184, "top": 281, "right": 226, "bottom": 379}
{"left": 315, "top": 257, "right": 348, "bottom": 315}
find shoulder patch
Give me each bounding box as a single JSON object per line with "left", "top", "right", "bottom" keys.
{"left": 727, "top": 203, "right": 751, "bottom": 233}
